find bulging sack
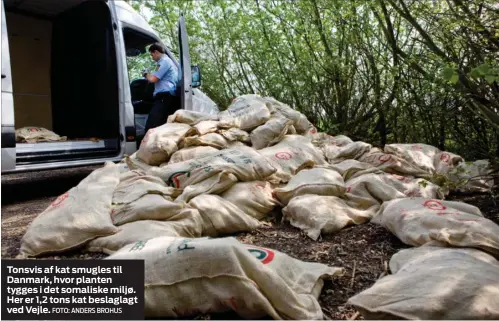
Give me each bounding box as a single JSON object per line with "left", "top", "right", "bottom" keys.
{"left": 371, "top": 197, "right": 499, "bottom": 257}
{"left": 358, "top": 148, "right": 430, "bottom": 178}
{"left": 322, "top": 141, "right": 372, "bottom": 164}
{"left": 18, "top": 162, "right": 120, "bottom": 258}
{"left": 137, "top": 123, "right": 197, "bottom": 165}
{"left": 189, "top": 194, "right": 261, "bottom": 236}
{"left": 148, "top": 146, "right": 277, "bottom": 190}
{"left": 174, "top": 172, "right": 238, "bottom": 204}
{"left": 113, "top": 171, "right": 180, "bottom": 205}
{"left": 384, "top": 143, "right": 464, "bottom": 175}
{"left": 327, "top": 159, "right": 378, "bottom": 181}
{"left": 124, "top": 153, "right": 154, "bottom": 172}
{"left": 87, "top": 211, "right": 203, "bottom": 254}
{"left": 15, "top": 126, "right": 67, "bottom": 143}
{"left": 218, "top": 127, "right": 250, "bottom": 143}
{"left": 282, "top": 195, "right": 373, "bottom": 240}
{"left": 259, "top": 135, "right": 327, "bottom": 183}
{"left": 181, "top": 133, "right": 229, "bottom": 149}
{"left": 169, "top": 146, "right": 219, "bottom": 164}
{"left": 348, "top": 246, "right": 499, "bottom": 320}
{"left": 250, "top": 116, "right": 294, "bottom": 150}
{"left": 274, "top": 167, "right": 346, "bottom": 206}
{"left": 167, "top": 109, "right": 219, "bottom": 125}
{"left": 105, "top": 236, "right": 344, "bottom": 319}
{"left": 193, "top": 120, "right": 220, "bottom": 135}
{"left": 218, "top": 95, "right": 271, "bottom": 130}
{"left": 220, "top": 181, "right": 276, "bottom": 220}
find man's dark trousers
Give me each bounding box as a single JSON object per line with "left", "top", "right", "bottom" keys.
{"left": 144, "top": 92, "right": 180, "bottom": 134}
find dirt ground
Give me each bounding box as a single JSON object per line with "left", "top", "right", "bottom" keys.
{"left": 2, "top": 168, "right": 498, "bottom": 320}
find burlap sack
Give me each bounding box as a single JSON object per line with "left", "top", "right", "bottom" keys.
{"left": 371, "top": 197, "right": 499, "bottom": 257}
{"left": 148, "top": 146, "right": 276, "bottom": 190}
{"left": 167, "top": 109, "right": 219, "bottom": 125}
{"left": 263, "top": 97, "right": 302, "bottom": 123}
{"left": 218, "top": 127, "right": 251, "bottom": 143}
{"left": 379, "top": 173, "right": 445, "bottom": 199}
{"left": 274, "top": 167, "right": 346, "bottom": 206}
{"left": 181, "top": 133, "right": 228, "bottom": 149}
{"left": 348, "top": 246, "right": 499, "bottom": 320}
{"left": 105, "top": 236, "right": 344, "bottom": 319}
{"left": 327, "top": 159, "right": 379, "bottom": 181}
{"left": 175, "top": 172, "right": 238, "bottom": 203}
{"left": 18, "top": 162, "right": 120, "bottom": 258}
{"left": 358, "top": 149, "right": 430, "bottom": 178}
{"left": 189, "top": 194, "right": 261, "bottom": 236}
{"left": 193, "top": 120, "right": 220, "bottom": 135}
{"left": 169, "top": 146, "right": 219, "bottom": 164}
{"left": 218, "top": 95, "right": 271, "bottom": 130}
{"left": 282, "top": 195, "right": 373, "bottom": 240}
{"left": 384, "top": 143, "right": 464, "bottom": 175}
{"left": 124, "top": 153, "right": 154, "bottom": 172}
{"left": 87, "top": 209, "right": 203, "bottom": 254}
{"left": 294, "top": 114, "right": 316, "bottom": 135}
{"left": 15, "top": 126, "right": 67, "bottom": 143}
{"left": 220, "top": 181, "right": 277, "bottom": 220}
{"left": 310, "top": 133, "right": 354, "bottom": 147}
{"left": 448, "top": 159, "right": 495, "bottom": 192}
{"left": 113, "top": 171, "right": 180, "bottom": 205}
{"left": 250, "top": 116, "right": 294, "bottom": 150}
{"left": 322, "top": 141, "right": 372, "bottom": 164}
{"left": 259, "top": 135, "right": 327, "bottom": 183}
{"left": 137, "top": 123, "right": 197, "bottom": 165}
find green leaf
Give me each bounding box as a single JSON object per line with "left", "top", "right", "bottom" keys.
{"left": 449, "top": 73, "right": 459, "bottom": 84}
{"left": 485, "top": 74, "right": 496, "bottom": 84}
{"left": 441, "top": 67, "right": 454, "bottom": 81}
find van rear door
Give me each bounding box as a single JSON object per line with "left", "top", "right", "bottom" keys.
{"left": 178, "top": 15, "right": 193, "bottom": 111}
{"left": 1, "top": 1, "right": 16, "bottom": 171}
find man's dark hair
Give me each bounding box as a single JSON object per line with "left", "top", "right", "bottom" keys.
{"left": 149, "top": 43, "right": 165, "bottom": 54}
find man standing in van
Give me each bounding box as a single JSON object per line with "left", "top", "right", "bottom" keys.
{"left": 142, "top": 43, "right": 179, "bottom": 134}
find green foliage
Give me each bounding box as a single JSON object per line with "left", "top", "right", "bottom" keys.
{"left": 131, "top": 0, "right": 499, "bottom": 160}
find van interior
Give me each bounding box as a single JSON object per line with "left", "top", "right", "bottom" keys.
{"left": 4, "top": 0, "right": 121, "bottom": 165}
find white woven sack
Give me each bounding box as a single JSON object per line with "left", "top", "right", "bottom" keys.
{"left": 124, "top": 153, "right": 154, "bottom": 172}
{"left": 87, "top": 210, "right": 203, "bottom": 254}
{"left": 137, "top": 123, "right": 197, "bottom": 165}
{"left": 348, "top": 246, "right": 499, "bottom": 320}
{"left": 167, "top": 109, "right": 218, "bottom": 125}
{"left": 105, "top": 236, "right": 344, "bottom": 319}
{"left": 371, "top": 197, "right": 499, "bottom": 257}
{"left": 322, "top": 141, "right": 372, "bottom": 164}
{"left": 15, "top": 126, "right": 67, "bottom": 143}
{"left": 274, "top": 167, "right": 346, "bottom": 206}
{"left": 384, "top": 143, "right": 464, "bottom": 175}
{"left": 259, "top": 135, "right": 327, "bottom": 183}
{"left": 18, "top": 162, "right": 120, "bottom": 258}
{"left": 189, "top": 194, "right": 261, "bottom": 236}
{"left": 169, "top": 146, "right": 219, "bottom": 164}
{"left": 174, "top": 172, "right": 238, "bottom": 203}
{"left": 282, "top": 195, "right": 373, "bottom": 240}
{"left": 250, "top": 116, "right": 294, "bottom": 150}
{"left": 358, "top": 148, "right": 430, "bottom": 178}
{"left": 379, "top": 173, "right": 445, "bottom": 199}
{"left": 218, "top": 95, "right": 271, "bottom": 130}
{"left": 220, "top": 181, "right": 277, "bottom": 220}
{"left": 181, "top": 133, "right": 228, "bottom": 149}
{"left": 148, "top": 146, "right": 276, "bottom": 190}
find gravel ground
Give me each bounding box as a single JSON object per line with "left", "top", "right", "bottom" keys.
{"left": 2, "top": 167, "right": 498, "bottom": 320}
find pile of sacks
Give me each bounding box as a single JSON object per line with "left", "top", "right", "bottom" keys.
{"left": 17, "top": 94, "right": 498, "bottom": 319}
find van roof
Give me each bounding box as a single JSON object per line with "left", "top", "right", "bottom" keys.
{"left": 114, "top": 1, "right": 160, "bottom": 41}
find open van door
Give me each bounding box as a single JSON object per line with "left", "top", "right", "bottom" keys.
{"left": 178, "top": 15, "right": 193, "bottom": 111}
{"left": 1, "top": 0, "right": 16, "bottom": 171}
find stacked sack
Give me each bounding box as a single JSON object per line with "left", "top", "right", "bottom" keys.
{"left": 17, "top": 94, "right": 498, "bottom": 319}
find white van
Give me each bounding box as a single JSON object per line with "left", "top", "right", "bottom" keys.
{"left": 1, "top": 0, "right": 217, "bottom": 174}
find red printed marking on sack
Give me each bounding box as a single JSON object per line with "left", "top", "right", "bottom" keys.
{"left": 275, "top": 152, "right": 292, "bottom": 160}
{"left": 455, "top": 218, "right": 480, "bottom": 223}
{"left": 436, "top": 211, "right": 459, "bottom": 216}
{"left": 346, "top": 186, "right": 351, "bottom": 193}
{"left": 28, "top": 127, "right": 40, "bottom": 132}
{"left": 51, "top": 192, "right": 69, "bottom": 208}
{"left": 246, "top": 246, "right": 275, "bottom": 264}
{"left": 423, "top": 200, "right": 446, "bottom": 211}
{"left": 391, "top": 174, "right": 407, "bottom": 182}
{"left": 140, "top": 128, "right": 155, "bottom": 147}
{"left": 411, "top": 145, "right": 423, "bottom": 151}
{"left": 378, "top": 154, "right": 392, "bottom": 163}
